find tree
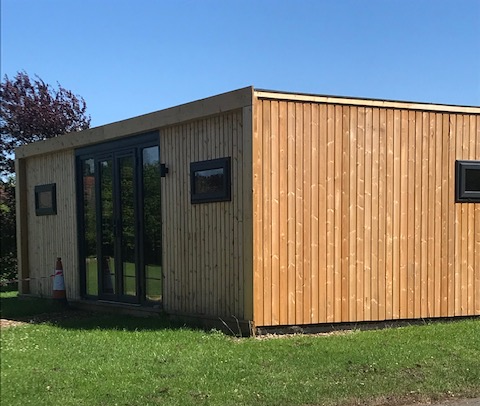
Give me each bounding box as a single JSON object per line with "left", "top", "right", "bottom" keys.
{"left": 0, "top": 177, "right": 16, "bottom": 285}
{"left": 0, "top": 71, "right": 91, "bottom": 285}
{"left": 1, "top": 71, "right": 91, "bottom": 177}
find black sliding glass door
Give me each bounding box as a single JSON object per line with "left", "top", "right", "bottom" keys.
{"left": 77, "top": 133, "right": 162, "bottom": 304}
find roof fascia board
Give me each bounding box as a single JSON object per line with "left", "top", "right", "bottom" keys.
{"left": 254, "top": 90, "right": 480, "bottom": 114}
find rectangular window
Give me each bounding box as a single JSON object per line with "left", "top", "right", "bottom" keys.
{"left": 190, "top": 157, "right": 231, "bottom": 203}
{"left": 455, "top": 160, "right": 480, "bottom": 202}
{"left": 35, "top": 183, "right": 57, "bottom": 215}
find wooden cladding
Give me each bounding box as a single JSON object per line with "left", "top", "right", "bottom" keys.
{"left": 160, "top": 109, "right": 249, "bottom": 319}
{"left": 253, "top": 98, "right": 480, "bottom": 327}
{"left": 22, "top": 151, "right": 79, "bottom": 299}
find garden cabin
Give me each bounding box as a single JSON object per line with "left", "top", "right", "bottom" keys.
{"left": 16, "top": 87, "right": 480, "bottom": 334}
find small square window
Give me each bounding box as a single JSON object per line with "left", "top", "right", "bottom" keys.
{"left": 190, "top": 157, "right": 231, "bottom": 204}
{"left": 455, "top": 160, "right": 480, "bottom": 202}
{"left": 35, "top": 183, "right": 57, "bottom": 215}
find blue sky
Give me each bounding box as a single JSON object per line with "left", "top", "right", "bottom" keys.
{"left": 2, "top": 0, "right": 479, "bottom": 127}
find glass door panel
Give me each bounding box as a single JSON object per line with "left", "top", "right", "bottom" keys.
{"left": 118, "top": 155, "right": 137, "bottom": 297}
{"left": 99, "top": 158, "right": 115, "bottom": 295}
{"left": 142, "top": 146, "right": 162, "bottom": 301}
{"left": 82, "top": 158, "right": 98, "bottom": 296}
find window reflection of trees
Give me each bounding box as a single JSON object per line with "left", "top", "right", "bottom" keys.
{"left": 195, "top": 170, "right": 224, "bottom": 194}
{"left": 83, "top": 160, "right": 96, "bottom": 260}
{"left": 83, "top": 159, "right": 97, "bottom": 295}
{"left": 100, "top": 160, "right": 114, "bottom": 258}
{"left": 143, "top": 147, "right": 162, "bottom": 301}
{"left": 79, "top": 143, "right": 162, "bottom": 300}
{"left": 120, "top": 157, "right": 135, "bottom": 259}
{"left": 143, "top": 161, "right": 162, "bottom": 266}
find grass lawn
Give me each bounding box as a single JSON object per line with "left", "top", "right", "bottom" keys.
{"left": 1, "top": 292, "right": 479, "bottom": 406}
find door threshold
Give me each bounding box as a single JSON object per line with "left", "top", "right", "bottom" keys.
{"left": 98, "top": 299, "right": 141, "bottom": 307}
{"left": 70, "top": 299, "right": 164, "bottom": 317}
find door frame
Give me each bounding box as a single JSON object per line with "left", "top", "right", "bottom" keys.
{"left": 75, "top": 131, "right": 161, "bottom": 304}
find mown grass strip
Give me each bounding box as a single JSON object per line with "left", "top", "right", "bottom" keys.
{"left": 1, "top": 293, "right": 479, "bottom": 406}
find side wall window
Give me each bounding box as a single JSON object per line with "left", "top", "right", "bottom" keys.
{"left": 34, "top": 183, "right": 57, "bottom": 216}
{"left": 190, "top": 157, "right": 231, "bottom": 204}
{"left": 456, "top": 160, "right": 480, "bottom": 202}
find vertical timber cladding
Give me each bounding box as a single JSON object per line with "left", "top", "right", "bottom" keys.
{"left": 160, "top": 109, "right": 246, "bottom": 319}
{"left": 253, "top": 95, "right": 480, "bottom": 327}
{"left": 24, "top": 150, "right": 79, "bottom": 299}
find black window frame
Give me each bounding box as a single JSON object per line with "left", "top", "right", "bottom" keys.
{"left": 455, "top": 160, "right": 480, "bottom": 203}
{"left": 190, "top": 157, "right": 231, "bottom": 204}
{"left": 34, "top": 183, "right": 57, "bottom": 216}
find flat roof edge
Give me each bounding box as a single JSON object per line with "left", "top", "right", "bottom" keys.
{"left": 16, "top": 86, "right": 254, "bottom": 159}
{"left": 15, "top": 86, "right": 479, "bottom": 160}
{"left": 254, "top": 89, "right": 480, "bottom": 114}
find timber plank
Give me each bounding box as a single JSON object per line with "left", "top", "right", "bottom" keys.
{"left": 371, "top": 108, "right": 380, "bottom": 320}
{"left": 407, "top": 110, "right": 416, "bottom": 318}
{"left": 318, "top": 104, "right": 328, "bottom": 323}
{"left": 467, "top": 115, "right": 475, "bottom": 314}
{"left": 364, "top": 108, "right": 373, "bottom": 320}
{"left": 279, "top": 101, "right": 288, "bottom": 325}
{"left": 303, "top": 104, "right": 312, "bottom": 324}
{"left": 440, "top": 114, "right": 449, "bottom": 316}
{"left": 263, "top": 101, "right": 272, "bottom": 325}
{"left": 253, "top": 98, "right": 264, "bottom": 325}
{"left": 427, "top": 113, "right": 436, "bottom": 317}
{"left": 378, "top": 109, "right": 387, "bottom": 321}
{"left": 434, "top": 113, "right": 443, "bottom": 317}
{"left": 356, "top": 107, "right": 366, "bottom": 321}
{"left": 310, "top": 104, "right": 320, "bottom": 323}
{"left": 420, "top": 113, "right": 429, "bottom": 317}
{"left": 393, "top": 109, "right": 401, "bottom": 319}
{"left": 414, "top": 112, "right": 423, "bottom": 318}
{"left": 334, "top": 105, "right": 343, "bottom": 322}
{"left": 341, "top": 105, "right": 350, "bottom": 321}
{"left": 295, "top": 102, "right": 305, "bottom": 324}
{"left": 271, "top": 101, "right": 280, "bottom": 325}
{"left": 287, "top": 102, "right": 297, "bottom": 324}
{"left": 454, "top": 115, "right": 463, "bottom": 315}
{"left": 349, "top": 106, "right": 358, "bottom": 321}
{"left": 447, "top": 114, "right": 456, "bottom": 317}
{"left": 385, "top": 109, "right": 394, "bottom": 319}
{"left": 326, "top": 104, "right": 335, "bottom": 322}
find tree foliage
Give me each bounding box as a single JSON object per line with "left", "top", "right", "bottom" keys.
{"left": 0, "top": 177, "right": 16, "bottom": 285}
{"left": 0, "top": 71, "right": 91, "bottom": 177}
{"left": 0, "top": 71, "right": 91, "bottom": 285}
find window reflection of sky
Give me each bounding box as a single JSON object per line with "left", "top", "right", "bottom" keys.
{"left": 196, "top": 168, "right": 223, "bottom": 178}
{"left": 143, "top": 146, "right": 159, "bottom": 165}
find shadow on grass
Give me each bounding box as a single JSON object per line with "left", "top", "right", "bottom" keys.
{"left": 0, "top": 294, "right": 189, "bottom": 332}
